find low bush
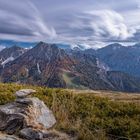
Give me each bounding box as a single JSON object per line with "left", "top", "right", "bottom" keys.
{"left": 0, "top": 83, "right": 139, "bottom": 139}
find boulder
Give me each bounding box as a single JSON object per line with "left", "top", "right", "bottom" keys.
{"left": 21, "top": 97, "right": 56, "bottom": 129}
{"left": 0, "top": 89, "right": 56, "bottom": 134}
{"left": 15, "top": 89, "right": 36, "bottom": 98}
{"left": 0, "top": 89, "right": 72, "bottom": 140}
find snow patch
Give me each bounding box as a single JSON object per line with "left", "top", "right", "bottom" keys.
{"left": 1, "top": 56, "right": 14, "bottom": 67}
{"left": 70, "top": 44, "right": 79, "bottom": 49}
{"left": 24, "top": 68, "right": 29, "bottom": 77}
{"left": 96, "top": 58, "right": 110, "bottom": 71}
{"left": 25, "top": 46, "right": 33, "bottom": 50}
{"left": 37, "top": 63, "right": 41, "bottom": 74}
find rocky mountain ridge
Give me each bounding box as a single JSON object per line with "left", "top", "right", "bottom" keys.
{"left": 95, "top": 43, "right": 140, "bottom": 77}
{"left": 0, "top": 45, "right": 27, "bottom": 68}
{"left": 0, "top": 42, "right": 140, "bottom": 92}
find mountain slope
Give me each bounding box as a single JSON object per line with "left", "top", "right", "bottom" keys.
{"left": 106, "top": 71, "right": 140, "bottom": 92}
{"left": 0, "top": 42, "right": 140, "bottom": 92}
{"left": 0, "top": 42, "right": 74, "bottom": 87}
{"left": 0, "top": 46, "right": 27, "bottom": 67}
{"left": 96, "top": 43, "right": 140, "bottom": 77}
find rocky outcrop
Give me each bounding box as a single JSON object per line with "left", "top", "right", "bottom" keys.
{"left": 0, "top": 89, "right": 70, "bottom": 140}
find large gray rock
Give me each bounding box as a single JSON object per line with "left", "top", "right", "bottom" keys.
{"left": 0, "top": 89, "right": 72, "bottom": 140}
{"left": 15, "top": 89, "right": 36, "bottom": 98}
{"left": 0, "top": 89, "right": 56, "bottom": 135}
{"left": 18, "top": 97, "right": 56, "bottom": 129}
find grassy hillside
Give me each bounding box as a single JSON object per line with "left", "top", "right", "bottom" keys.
{"left": 0, "top": 83, "right": 140, "bottom": 140}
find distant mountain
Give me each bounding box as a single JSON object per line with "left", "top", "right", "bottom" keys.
{"left": 84, "top": 48, "right": 96, "bottom": 55}
{"left": 0, "top": 40, "right": 37, "bottom": 48}
{"left": 96, "top": 43, "right": 140, "bottom": 77}
{"left": 55, "top": 43, "right": 72, "bottom": 50}
{"left": 0, "top": 46, "right": 27, "bottom": 68}
{"left": 0, "top": 42, "right": 140, "bottom": 92}
{"left": 56, "top": 43, "right": 87, "bottom": 51}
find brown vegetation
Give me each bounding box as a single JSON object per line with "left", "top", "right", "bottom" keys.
{"left": 0, "top": 83, "right": 140, "bottom": 139}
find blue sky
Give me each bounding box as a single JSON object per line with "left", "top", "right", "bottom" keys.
{"left": 0, "top": 0, "right": 140, "bottom": 48}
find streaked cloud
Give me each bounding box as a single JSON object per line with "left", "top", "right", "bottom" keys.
{"left": 0, "top": 0, "right": 57, "bottom": 42}
{"left": 0, "top": 0, "right": 140, "bottom": 48}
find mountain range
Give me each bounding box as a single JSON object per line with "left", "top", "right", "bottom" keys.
{"left": 96, "top": 43, "right": 140, "bottom": 77}
{"left": 66, "top": 43, "right": 140, "bottom": 77}
{"left": 0, "top": 42, "right": 140, "bottom": 92}
{"left": 0, "top": 40, "right": 37, "bottom": 49}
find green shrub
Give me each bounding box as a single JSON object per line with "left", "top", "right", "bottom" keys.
{"left": 0, "top": 83, "right": 139, "bottom": 139}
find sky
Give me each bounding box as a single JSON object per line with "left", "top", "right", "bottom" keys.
{"left": 0, "top": 0, "right": 140, "bottom": 48}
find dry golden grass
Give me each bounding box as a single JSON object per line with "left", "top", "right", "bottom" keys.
{"left": 0, "top": 83, "right": 140, "bottom": 139}
{"left": 68, "top": 89, "right": 140, "bottom": 103}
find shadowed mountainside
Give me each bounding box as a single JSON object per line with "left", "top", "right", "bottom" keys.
{"left": 0, "top": 42, "right": 140, "bottom": 92}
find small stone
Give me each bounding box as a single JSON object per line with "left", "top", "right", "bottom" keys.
{"left": 19, "top": 128, "right": 43, "bottom": 140}
{"left": 15, "top": 89, "right": 36, "bottom": 98}
{"left": 0, "top": 89, "right": 60, "bottom": 140}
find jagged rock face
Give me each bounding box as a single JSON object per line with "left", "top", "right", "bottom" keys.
{"left": 0, "top": 42, "right": 74, "bottom": 88}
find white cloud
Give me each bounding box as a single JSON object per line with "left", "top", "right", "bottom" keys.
{"left": 0, "top": 0, "right": 57, "bottom": 42}
{"left": 72, "top": 10, "right": 136, "bottom": 40}
{"left": 0, "top": 0, "right": 140, "bottom": 48}
{"left": 27, "top": 1, "right": 57, "bottom": 39}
